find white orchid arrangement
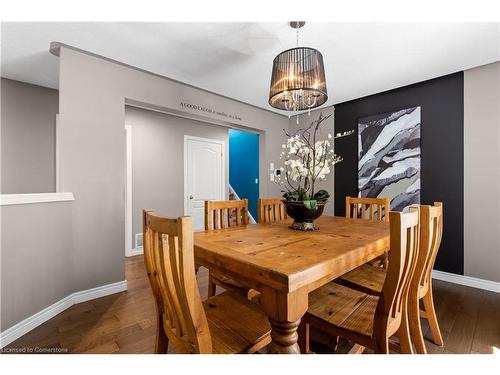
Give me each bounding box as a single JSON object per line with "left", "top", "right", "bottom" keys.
{"left": 277, "top": 112, "right": 353, "bottom": 209}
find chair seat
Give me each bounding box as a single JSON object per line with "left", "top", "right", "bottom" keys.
{"left": 338, "top": 263, "right": 386, "bottom": 295}
{"left": 204, "top": 291, "right": 271, "bottom": 353}
{"left": 307, "top": 283, "right": 379, "bottom": 338}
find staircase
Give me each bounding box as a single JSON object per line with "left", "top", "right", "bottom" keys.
{"left": 229, "top": 184, "right": 256, "bottom": 224}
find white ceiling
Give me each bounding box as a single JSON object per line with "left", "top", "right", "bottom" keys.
{"left": 1, "top": 22, "right": 499, "bottom": 114}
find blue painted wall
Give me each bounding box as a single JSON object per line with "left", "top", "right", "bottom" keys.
{"left": 229, "top": 129, "right": 259, "bottom": 220}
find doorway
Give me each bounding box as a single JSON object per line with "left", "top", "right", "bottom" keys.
{"left": 184, "top": 135, "right": 226, "bottom": 231}
{"left": 125, "top": 126, "right": 227, "bottom": 256}
{"left": 228, "top": 129, "right": 259, "bottom": 221}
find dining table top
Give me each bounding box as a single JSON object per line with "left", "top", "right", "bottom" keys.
{"left": 193, "top": 215, "right": 390, "bottom": 294}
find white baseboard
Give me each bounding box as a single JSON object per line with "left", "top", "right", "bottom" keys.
{"left": 0, "top": 280, "right": 127, "bottom": 349}
{"left": 126, "top": 248, "right": 143, "bottom": 257}
{"left": 432, "top": 270, "right": 500, "bottom": 293}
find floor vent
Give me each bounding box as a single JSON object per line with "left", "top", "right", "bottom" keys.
{"left": 135, "top": 233, "right": 143, "bottom": 249}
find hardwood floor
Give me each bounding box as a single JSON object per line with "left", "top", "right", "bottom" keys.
{"left": 3, "top": 256, "right": 499, "bottom": 354}
{"left": 3, "top": 256, "right": 201, "bottom": 354}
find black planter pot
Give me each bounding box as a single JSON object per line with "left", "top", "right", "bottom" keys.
{"left": 284, "top": 200, "right": 326, "bottom": 231}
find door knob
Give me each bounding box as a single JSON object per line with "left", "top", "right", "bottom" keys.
{"left": 189, "top": 195, "right": 194, "bottom": 200}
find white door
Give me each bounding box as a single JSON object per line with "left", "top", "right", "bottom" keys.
{"left": 184, "top": 136, "right": 225, "bottom": 231}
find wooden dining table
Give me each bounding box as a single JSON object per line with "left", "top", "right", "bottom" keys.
{"left": 193, "top": 215, "right": 390, "bottom": 354}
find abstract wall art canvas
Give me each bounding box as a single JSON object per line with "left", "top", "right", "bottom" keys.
{"left": 358, "top": 106, "right": 421, "bottom": 211}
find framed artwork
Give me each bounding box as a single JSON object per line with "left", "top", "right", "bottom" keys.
{"left": 358, "top": 106, "right": 421, "bottom": 211}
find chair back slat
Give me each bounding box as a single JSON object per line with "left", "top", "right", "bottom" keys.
{"left": 205, "top": 199, "right": 249, "bottom": 230}
{"left": 236, "top": 207, "right": 242, "bottom": 225}
{"left": 412, "top": 202, "right": 443, "bottom": 294}
{"left": 346, "top": 196, "right": 391, "bottom": 221}
{"left": 143, "top": 210, "right": 212, "bottom": 353}
{"left": 375, "top": 209, "right": 420, "bottom": 327}
{"left": 155, "top": 232, "right": 186, "bottom": 336}
{"left": 258, "top": 198, "right": 288, "bottom": 223}
{"left": 221, "top": 209, "right": 228, "bottom": 228}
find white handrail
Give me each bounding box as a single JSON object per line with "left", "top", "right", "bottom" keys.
{"left": 228, "top": 184, "right": 256, "bottom": 224}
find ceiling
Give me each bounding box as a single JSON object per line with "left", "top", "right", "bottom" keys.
{"left": 1, "top": 22, "right": 499, "bottom": 114}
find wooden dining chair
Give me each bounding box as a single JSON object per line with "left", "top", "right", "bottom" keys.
{"left": 337, "top": 203, "right": 444, "bottom": 353}
{"left": 346, "top": 196, "right": 391, "bottom": 221}
{"left": 298, "top": 208, "right": 420, "bottom": 354}
{"left": 143, "top": 210, "right": 271, "bottom": 354}
{"left": 204, "top": 199, "right": 253, "bottom": 299}
{"left": 408, "top": 202, "right": 444, "bottom": 353}
{"left": 258, "top": 198, "right": 287, "bottom": 223}
{"left": 346, "top": 196, "right": 391, "bottom": 267}
{"left": 205, "top": 199, "right": 249, "bottom": 230}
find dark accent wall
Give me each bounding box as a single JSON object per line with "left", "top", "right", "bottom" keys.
{"left": 334, "top": 72, "right": 464, "bottom": 275}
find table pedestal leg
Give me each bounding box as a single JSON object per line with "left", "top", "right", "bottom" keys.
{"left": 268, "top": 318, "right": 301, "bottom": 354}
{"left": 260, "top": 287, "right": 308, "bottom": 354}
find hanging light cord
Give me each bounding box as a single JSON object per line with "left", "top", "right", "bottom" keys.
{"left": 296, "top": 25, "right": 300, "bottom": 124}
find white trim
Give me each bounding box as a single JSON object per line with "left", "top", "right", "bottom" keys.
{"left": 0, "top": 192, "right": 75, "bottom": 206}
{"left": 125, "top": 125, "right": 133, "bottom": 257}
{"left": 55, "top": 114, "right": 61, "bottom": 192}
{"left": 0, "top": 280, "right": 127, "bottom": 349}
{"left": 183, "top": 135, "right": 226, "bottom": 216}
{"left": 432, "top": 270, "right": 500, "bottom": 293}
{"left": 71, "top": 280, "right": 127, "bottom": 304}
{"left": 128, "top": 248, "right": 144, "bottom": 257}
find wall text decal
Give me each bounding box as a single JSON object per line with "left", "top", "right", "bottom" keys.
{"left": 180, "top": 102, "right": 242, "bottom": 121}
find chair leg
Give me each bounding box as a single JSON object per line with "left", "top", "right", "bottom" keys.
{"left": 155, "top": 315, "right": 169, "bottom": 354}
{"left": 408, "top": 293, "right": 427, "bottom": 354}
{"left": 422, "top": 286, "right": 443, "bottom": 346}
{"left": 382, "top": 252, "right": 389, "bottom": 269}
{"left": 207, "top": 273, "right": 217, "bottom": 298}
{"left": 348, "top": 344, "right": 365, "bottom": 354}
{"left": 297, "top": 320, "right": 310, "bottom": 354}
{"left": 329, "top": 335, "right": 340, "bottom": 353}
{"left": 247, "top": 289, "right": 261, "bottom": 303}
{"left": 374, "top": 337, "right": 390, "bottom": 354}
{"left": 396, "top": 307, "right": 414, "bottom": 354}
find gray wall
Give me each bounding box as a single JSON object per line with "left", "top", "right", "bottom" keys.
{"left": 56, "top": 45, "right": 288, "bottom": 293}
{"left": 1, "top": 202, "right": 73, "bottom": 331}
{"left": 1, "top": 46, "right": 499, "bottom": 338}
{"left": 126, "top": 106, "right": 229, "bottom": 246}
{"left": 288, "top": 107, "right": 336, "bottom": 215}
{"left": 1, "top": 78, "right": 58, "bottom": 194}
{"left": 464, "top": 61, "right": 500, "bottom": 282}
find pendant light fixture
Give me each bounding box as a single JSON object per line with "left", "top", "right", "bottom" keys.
{"left": 269, "top": 22, "right": 328, "bottom": 118}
